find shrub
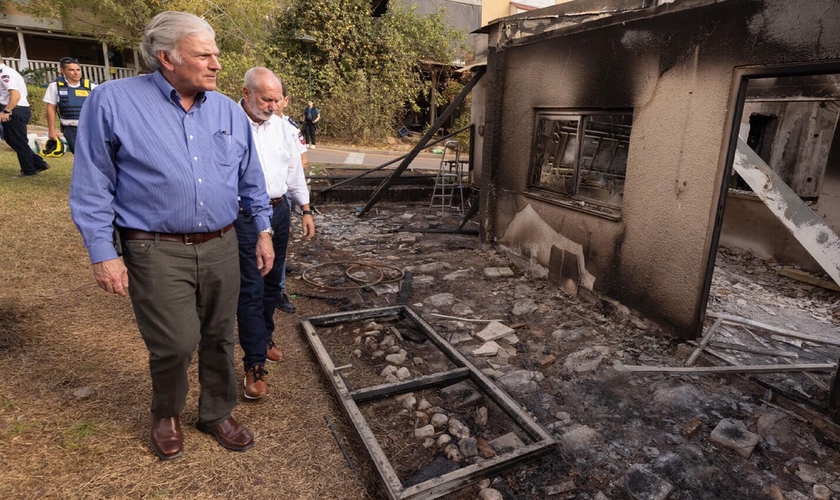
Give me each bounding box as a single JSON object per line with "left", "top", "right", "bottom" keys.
{"left": 26, "top": 86, "right": 48, "bottom": 128}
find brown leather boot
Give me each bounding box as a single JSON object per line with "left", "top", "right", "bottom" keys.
{"left": 149, "top": 414, "right": 183, "bottom": 460}
{"left": 244, "top": 365, "right": 268, "bottom": 399}
{"left": 266, "top": 339, "right": 285, "bottom": 363}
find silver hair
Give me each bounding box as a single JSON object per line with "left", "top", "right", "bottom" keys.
{"left": 243, "top": 67, "right": 282, "bottom": 92}
{"left": 139, "top": 11, "right": 215, "bottom": 71}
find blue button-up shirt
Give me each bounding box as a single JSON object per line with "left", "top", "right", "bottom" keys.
{"left": 70, "top": 71, "right": 271, "bottom": 264}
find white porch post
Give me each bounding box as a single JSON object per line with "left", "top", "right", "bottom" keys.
{"left": 16, "top": 31, "right": 29, "bottom": 70}
{"left": 101, "top": 41, "right": 111, "bottom": 80}
{"left": 133, "top": 48, "right": 140, "bottom": 73}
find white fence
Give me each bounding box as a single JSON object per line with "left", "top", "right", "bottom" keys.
{"left": 4, "top": 57, "right": 137, "bottom": 84}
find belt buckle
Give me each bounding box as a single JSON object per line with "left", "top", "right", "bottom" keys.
{"left": 184, "top": 234, "right": 194, "bottom": 245}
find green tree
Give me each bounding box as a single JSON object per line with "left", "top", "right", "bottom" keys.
{"left": 268, "top": 0, "right": 467, "bottom": 144}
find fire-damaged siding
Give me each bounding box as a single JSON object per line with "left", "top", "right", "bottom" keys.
{"left": 478, "top": 0, "right": 840, "bottom": 335}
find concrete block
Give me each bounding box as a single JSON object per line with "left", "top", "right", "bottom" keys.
{"left": 710, "top": 419, "right": 760, "bottom": 457}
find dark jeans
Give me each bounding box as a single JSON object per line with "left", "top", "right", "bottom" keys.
{"left": 62, "top": 125, "right": 78, "bottom": 154}
{"left": 235, "top": 201, "right": 291, "bottom": 370}
{"left": 123, "top": 231, "right": 240, "bottom": 426}
{"left": 1, "top": 106, "right": 49, "bottom": 175}
{"left": 303, "top": 121, "right": 317, "bottom": 146}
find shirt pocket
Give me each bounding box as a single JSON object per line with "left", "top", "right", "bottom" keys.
{"left": 213, "top": 131, "right": 238, "bottom": 167}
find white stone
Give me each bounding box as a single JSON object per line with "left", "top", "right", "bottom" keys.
{"left": 402, "top": 395, "right": 417, "bottom": 410}
{"left": 479, "top": 489, "right": 503, "bottom": 500}
{"left": 489, "top": 432, "right": 525, "bottom": 453}
{"left": 473, "top": 341, "right": 501, "bottom": 357}
{"left": 423, "top": 437, "right": 436, "bottom": 448}
{"left": 444, "top": 444, "right": 463, "bottom": 461}
{"left": 431, "top": 413, "right": 449, "bottom": 429}
{"left": 385, "top": 349, "right": 408, "bottom": 365}
{"left": 448, "top": 418, "right": 471, "bottom": 439}
{"left": 437, "top": 434, "right": 452, "bottom": 447}
{"left": 427, "top": 293, "right": 456, "bottom": 307}
{"left": 558, "top": 425, "right": 601, "bottom": 452}
{"left": 563, "top": 346, "right": 611, "bottom": 372}
{"left": 352, "top": 349, "right": 362, "bottom": 358}
{"left": 417, "top": 398, "right": 432, "bottom": 411}
{"left": 497, "top": 370, "right": 542, "bottom": 395}
{"left": 443, "top": 269, "right": 472, "bottom": 280}
{"left": 813, "top": 484, "right": 831, "bottom": 500}
{"left": 475, "top": 321, "right": 515, "bottom": 342}
{"left": 414, "top": 424, "right": 435, "bottom": 439}
{"left": 380, "top": 365, "right": 397, "bottom": 378}
{"left": 475, "top": 407, "right": 488, "bottom": 427}
{"left": 396, "top": 367, "right": 412, "bottom": 380}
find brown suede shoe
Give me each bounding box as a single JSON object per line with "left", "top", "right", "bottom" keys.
{"left": 244, "top": 365, "right": 269, "bottom": 399}
{"left": 266, "top": 339, "right": 285, "bottom": 363}
{"left": 196, "top": 417, "right": 254, "bottom": 451}
{"left": 149, "top": 415, "right": 183, "bottom": 460}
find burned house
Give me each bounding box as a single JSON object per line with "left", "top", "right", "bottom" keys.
{"left": 473, "top": 0, "right": 840, "bottom": 336}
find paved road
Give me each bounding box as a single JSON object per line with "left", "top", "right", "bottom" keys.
{"left": 305, "top": 145, "right": 464, "bottom": 172}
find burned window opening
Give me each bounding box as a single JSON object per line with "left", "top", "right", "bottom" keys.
{"left": 528, "top": 111, "right": 632, "bottom": 216}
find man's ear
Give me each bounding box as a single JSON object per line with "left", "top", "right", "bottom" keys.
{"left": 158, "top": 51, "right": 176, "bottom": 72}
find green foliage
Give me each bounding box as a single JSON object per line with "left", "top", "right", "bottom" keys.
{"left": 268, "top": 0, "right": 467, "bottom": 143}
{"left": 26, "top": 86, "right": 48, "bottom": 128}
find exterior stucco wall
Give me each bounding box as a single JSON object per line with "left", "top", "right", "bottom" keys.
{"left": 481, "top": 0, "right": 840, "bottom": 334}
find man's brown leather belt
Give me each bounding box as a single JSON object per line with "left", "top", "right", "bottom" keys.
{"left": 269, "top": 195, "right": 287, "bottom": 206}
{"left": 121, "top": 223, "right": 234, "bottom": 245}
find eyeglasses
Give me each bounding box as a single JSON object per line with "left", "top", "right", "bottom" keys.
{"left": 59, "top": 57, "right": 80, "bottom": 67}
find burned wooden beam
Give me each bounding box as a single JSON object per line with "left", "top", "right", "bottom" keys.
{"left": 614, "top": 363, "right": 835, "bottom": 375}
{"left": 358, "top": 67, "right": 486, "bottom": 217}
{"left": 350, "top": 368, "right": 471, "bottom": 403}
{"left": 685, "top": 317, "right": 723, "bottom": 367}
{"left": 706, "top": 312, "right": 840, "bottom": 347}
{"left": 733, "top": 136, "right": 840, "bottom": 288}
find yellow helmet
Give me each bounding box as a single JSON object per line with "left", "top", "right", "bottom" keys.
{"left": 41, "top": 139, "right": 66, "bottom": 158}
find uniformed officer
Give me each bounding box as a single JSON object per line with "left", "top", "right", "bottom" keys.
{"left": 43, "top": 57, "right": 97, "bottom": 154}
{"left": 0, "top": 55, "right": 51, "bottom": 177}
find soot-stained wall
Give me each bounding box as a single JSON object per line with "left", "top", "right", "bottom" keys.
{"left": 480, "top": 0, "right": 840, "bottom": 334}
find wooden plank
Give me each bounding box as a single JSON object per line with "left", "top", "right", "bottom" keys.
{"left": 706, "top": 311, "right": 840, "bottom": 347}
{"left": 733, "top": 137, "right": 840, "bottom": 288}
{"left": 778, "top": 268, "right": 840, "bottom": 292}
{"left": 708, "top": 341, "right": 798, "bottom": 359}
{"left": 685, "top": 317, "right": 723, "bottom": 367}
{"left": 351, "top": 368, "right": 471, "bottom": 403}
{"left": 613, "top": 363, "right": 835, "bottom": 375}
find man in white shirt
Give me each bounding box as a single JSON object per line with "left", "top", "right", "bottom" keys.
{"left": 0, "top": 55, "right": 51, "bottom": 177}
{"left": 43, "top": 57, "right": 97, "bottom": 153}
{"left": 236, "top": 67, "right": 315, "bottom": 399}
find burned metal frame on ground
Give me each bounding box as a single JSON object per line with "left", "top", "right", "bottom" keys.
{"left": 300, "top": 305, "right": 557, "bottom": 500}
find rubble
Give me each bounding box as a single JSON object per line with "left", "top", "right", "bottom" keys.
{"left": 289, "top": 206, "right": 840, "bottom": 499}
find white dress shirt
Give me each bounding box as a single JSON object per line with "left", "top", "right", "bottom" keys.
{"left": 248, "top": 112, "right": 310, "bottom": 207}
{"left": 0, "top": 64, "right": 30, "bottom": 107}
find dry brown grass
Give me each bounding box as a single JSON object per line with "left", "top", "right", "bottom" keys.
{"left": 0, "top": 147, "right": 377, "bottom": 499}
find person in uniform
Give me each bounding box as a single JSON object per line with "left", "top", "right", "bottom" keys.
{"left": 0, "top": 55, "right": 50, "bottom": 177}
{"left": 43, "top": 57, "right": 97, "bottom": 153}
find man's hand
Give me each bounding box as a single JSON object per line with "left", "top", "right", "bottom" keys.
{"left": 92, "top": 258, "right": 129, "bottom": 296}
{"left": 48, "top": 129, "right": 60, "bottom": 140}
{"left": 0, "top": 113, "right": 9, "bottom": 123}
{"left": 255, "top": 232, "right": 275, "bottom": 277}
{"left": 302, "top": 214, "right": 316, "bottom": 240}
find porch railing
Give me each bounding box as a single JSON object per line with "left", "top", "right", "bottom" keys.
{"left": 4, "top": 57, "right": 138, "bottom": 84}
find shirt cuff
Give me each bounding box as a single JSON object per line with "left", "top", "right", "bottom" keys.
{"left": 88, "top": 242, "right": 119, "bottom": 264}
{"left": 253, "top": 216, "right": 271, "bottom": 233}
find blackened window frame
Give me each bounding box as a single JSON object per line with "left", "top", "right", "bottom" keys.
{"left": 526, "top": 109, "right": 634, "bottom": 219}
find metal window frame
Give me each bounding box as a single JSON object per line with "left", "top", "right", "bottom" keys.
{"left": 300, "top": 305, "right": 557, "bottom": 500}
{"left": 528, "top": 108, "right": 634, "bottom": 205}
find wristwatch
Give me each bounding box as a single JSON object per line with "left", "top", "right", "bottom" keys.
{"left": 259, "top": 227, "right": 274, "bottom": 236}
{"left": 1, "top": 110, "right": 10, "bottom": 114}
{"left": 302, "top": 210, "right": 313, "bottom": 216}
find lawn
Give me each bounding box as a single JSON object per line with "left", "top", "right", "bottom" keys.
{"left": 0, "top": 146, "right": 374, "bottom": 499}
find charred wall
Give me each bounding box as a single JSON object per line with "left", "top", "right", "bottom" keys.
{"left": 481, "top": 0, "right": 840, "bottom": 334}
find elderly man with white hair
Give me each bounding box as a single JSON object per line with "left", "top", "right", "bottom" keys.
{"left": 69, "top": 11, "right": 274, "bottom": 460}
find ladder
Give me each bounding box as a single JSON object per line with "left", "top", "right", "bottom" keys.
{"left": 430, "top": 140, "right": 465, "bottom": 215}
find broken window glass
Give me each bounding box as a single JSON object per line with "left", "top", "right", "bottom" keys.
{"left": 529, "top": 111, "right": 633, "bottom": 212}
